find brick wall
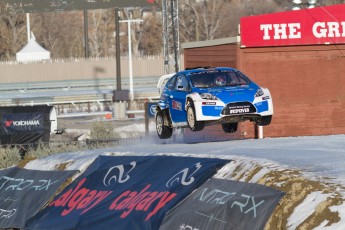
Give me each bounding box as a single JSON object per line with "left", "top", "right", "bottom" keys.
{"left": 184, "top": 44, "right": 238, "bottom": 69}
{"left": 238, "top": 45, "right": 345, "bottom": 137}
{"left": 184, "top": 43, "right": 345, "bottom": 138}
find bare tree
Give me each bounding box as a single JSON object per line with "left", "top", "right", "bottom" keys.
{"left": 89, "top": 10, "right": 103, "bottom": 56}
{"left": 119, "top": 9, "right": 145, "bottom": 57}
{"left": 0, "top": 11, "right": 26, "bottom": 60}
{"left": 179, "top": 0, "right": 282, "bottom": 43}
{"left": 83, "top": 8, "right": 146, "bottom": 58}
{"left": 1, "top": 0, "right": 344, "bottom": 60}
{"left": 31, "top": 11, "right": 84, "bottom": 58}
{"left": 88, "top": 9, "right": 115, "bottom": 57}
{"left": 139, "top": 13, "right": 163, "bottom": 55}
{"left": 179, "top": 0, "right": 230, "bottom": 42}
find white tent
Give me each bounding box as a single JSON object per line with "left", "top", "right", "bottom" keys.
{"left": 16, "top": 35, "right": 50, "bottom": 63}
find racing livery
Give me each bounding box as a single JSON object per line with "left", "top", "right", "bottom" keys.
{"left": 155, "top": 67, "right": 273, "bottom": 139}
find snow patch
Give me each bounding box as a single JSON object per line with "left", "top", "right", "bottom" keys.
{"left": 287, "top": 191, "right": 329, "bottom": 229}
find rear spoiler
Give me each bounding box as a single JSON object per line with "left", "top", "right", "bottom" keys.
{"left": 157, "top": 73, "right": 175, "bottom": 94}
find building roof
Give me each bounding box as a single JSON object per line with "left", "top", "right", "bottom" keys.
{"left": 181, "top": 36, "right": 240, "bottom": 50}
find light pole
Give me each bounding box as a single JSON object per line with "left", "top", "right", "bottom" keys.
{"left": 120, "top": 12, "right": 143, "bottom": 101}
{"left": 292, "top": 0, "right": 317, "bottom": 10}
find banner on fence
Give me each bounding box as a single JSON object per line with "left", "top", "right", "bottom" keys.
{"left": 0, "top": 105, "right": 54, "bottom": 145}
{"left": 159, "top": 178, "right": 285, "bottom": 230}
{"left": 2, "top": 113, "right": 43, "bottom": 134}
{"left": 0, "top": 167, "right": 77, "bottom": 229}
{"left": 147, "top": 102, "right": 157, "bottom": 118}
{"left": 25, "top": 155, "right": 229, "bottom": 230}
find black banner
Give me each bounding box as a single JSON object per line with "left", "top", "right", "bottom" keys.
{"left": 0, "top": 167, "right": 77, "bottom": 229}
{"left": 0, "top": 105, "right": 53, "bottom": 145}
{"left": 160, "top": 178, "right": 285, "bottom": 230}
{"left": 2, "top": 112, "right": 43, "bottom": 134}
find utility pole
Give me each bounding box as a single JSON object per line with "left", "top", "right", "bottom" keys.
{"left": 84, "top": 10, "right": 89, "bottom": 58}
{"left": 115, "top": 8, "right": 121, "bottom": 91}
{"left": 162, "top": 0, "right": 180, "bottom": 74}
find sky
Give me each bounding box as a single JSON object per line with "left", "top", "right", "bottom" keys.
{"left": 23, "top": 122, "right": 345, "bottom": 230}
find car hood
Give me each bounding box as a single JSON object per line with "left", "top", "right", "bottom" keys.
{"left": 194, "top": 83, "right": 259, "bottom": 103}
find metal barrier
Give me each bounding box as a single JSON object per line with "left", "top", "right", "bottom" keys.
{"left": 0, "top": 137, "right": 145, "bottom": 161}
{"left": 0, "top": 77, "right": 159, "bottom": 93}
{"left": 0, "top": 77, "right": 160, "bottom": 107}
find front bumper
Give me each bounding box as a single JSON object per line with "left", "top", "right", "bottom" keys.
{"left": 221, "top": 102, "right": 257, "bottom": 115}
{"left": 195, "top": 100, "right": 272, "bottom": 122}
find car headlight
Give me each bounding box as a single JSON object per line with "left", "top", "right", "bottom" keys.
{"left": 255, "top": 88, "right": 264, "bottom": 97}
{"left": 200, "top": 93, "right": 218, "bottom": 100}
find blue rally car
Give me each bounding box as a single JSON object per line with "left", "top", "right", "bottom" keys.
{"left": 155, "top": 67, "right": 273, "bottom": 139}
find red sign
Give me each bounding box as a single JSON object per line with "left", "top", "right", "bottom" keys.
{"left": 240, "top": 4, "right": 345, "bottom": 47}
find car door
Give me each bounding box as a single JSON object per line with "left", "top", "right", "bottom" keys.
{"left": 169, "top": 75, "right": 190, "bottom": 123}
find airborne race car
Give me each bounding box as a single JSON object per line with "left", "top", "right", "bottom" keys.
{"left": 155, "top": 67, "right": 273, "bottom": 139}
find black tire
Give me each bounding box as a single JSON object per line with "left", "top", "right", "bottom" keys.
{"left": 222, "top": 123, "right": 238, "bottom": 133}
{"left": 186, "top": 102, "right": 205, "bottom": 131}
{"left": 256, "top": 115, "right": 272, "bottom": 126}
{"left": 156, "top": 110, "right": 173, "bottom": 139}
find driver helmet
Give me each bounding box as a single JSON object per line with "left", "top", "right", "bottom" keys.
{"left": 215, "top": 75, "right": 226, "bottom": 86}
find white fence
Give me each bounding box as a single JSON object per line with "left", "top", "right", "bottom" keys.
{"left": 0, "top": 55, "right": 184, "bottom": 83}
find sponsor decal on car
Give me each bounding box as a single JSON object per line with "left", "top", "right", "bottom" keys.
{"left": 172, "top": 100, "right": 182, "bottom": 111}
{"left": 228, "top": 105, "right": 251, "bottom": 114}
{"left": 229, "top": 92, "right": 245, "bottom": 96}
{"left": 229, "top": 108, "right": 250, "bottom": 114}
{"left": 202, "top": 102, "right": 216, "bottom": 105}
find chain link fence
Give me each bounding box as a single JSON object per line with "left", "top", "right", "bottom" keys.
{"left": 0, "top": 137, "right": 145, "bottom": 169}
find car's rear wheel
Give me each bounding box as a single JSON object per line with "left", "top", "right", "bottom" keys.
{"left": 256, "top": 115, "right": 272, "bottom": 126}
{"left": 156, "top": 110, "right": 173, "bottom": 139}
{"left": 187, "top": 102, "right": 205, "bottom": 131}
{"left": 222, "top": 123, "right": 238, "bottom": 133}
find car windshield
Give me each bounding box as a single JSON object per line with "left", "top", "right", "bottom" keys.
{"left": 189, "top": 70, "right": 251, "bottom": 88}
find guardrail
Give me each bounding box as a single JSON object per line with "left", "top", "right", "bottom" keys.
{"left": 0, "top": 92, "right": 159, "bottom": 107}
{"left": 0, "top": 77, "right": 160, "bottom": 107}
{"left": 0, "top": 77, "right": 159, "bottom": 93}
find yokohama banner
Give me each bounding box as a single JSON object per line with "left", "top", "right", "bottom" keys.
{"left": 240, "top": 4, "right": 345, "bottom": 47}
{"left": 0, "top": 105, "right": 53, "bottom": 145}
{"left": 2, "top": 112, "right": 43, "bottom": 134}
{"left": 25, "top": 155, "right": 229, "bottom": 230}
{"left": 0, "top": 167, "right": 77, "bottom": 229}
{"left": 159, "top": 178, "right": 285, "bottom": 230}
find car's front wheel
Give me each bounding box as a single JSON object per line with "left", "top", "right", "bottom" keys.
{"left": 256, "top": 115, "right": 272, "bottom": 126}
{"left": 222, "top": 123, "right": 238, "bottom": 133}
{"left": 187, "top": 102, "right": 205, "bottom": 131}
{"left": 156, "top": 110, "right": 173, "bottom": 139}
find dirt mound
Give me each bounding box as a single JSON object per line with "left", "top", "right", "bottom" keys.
{"left": 215, "top": 157, "right": 345, "bottom": 230}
